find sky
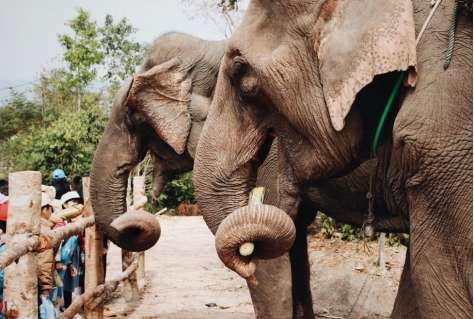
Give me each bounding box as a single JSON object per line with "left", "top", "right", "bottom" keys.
{"left": 0, "top": 1, "right": 240, "bottom": 99}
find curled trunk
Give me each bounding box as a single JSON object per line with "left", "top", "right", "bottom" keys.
{"left": 110, "top": 211, "right": 161, "bottom": 251}
{"left": 215, "top": 204, "right": 296, "bottom": 285}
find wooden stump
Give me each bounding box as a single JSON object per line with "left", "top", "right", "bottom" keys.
{"left": 4, "top": 171, "right": 41, "bottom": 318}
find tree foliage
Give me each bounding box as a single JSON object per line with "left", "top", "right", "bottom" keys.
{"left": 146, "top": 171, "right": 196, "bottom": 213}
{"left": 0, "top": 90, "right": 42, "bottom": 142}
{"left": 58, "top": 8, "right": 105, "bottom": 111}
{"left": 99, "top": 14, "right": 149, "bottom": 85}
{"left": 34, "top": 66, "right": 78, "bottom": 114}
{"left": 12, "top": 105, "right": 108, "bottom": 183}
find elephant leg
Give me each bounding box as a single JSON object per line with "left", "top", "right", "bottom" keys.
{"left": 408, "top": 206, "right": 472, "bottom": 319}
{"left": 248, "top": 256, "right": 293, "bottom": 319}
{"left": 391, "top": 246, "right": 421, "bottom": 319}
{"left": 290, "top": 205, "right": 316, "bottom": 319}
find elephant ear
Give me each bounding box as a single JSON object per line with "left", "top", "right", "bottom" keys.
{"left": 315, "top": 0, "right": 417, "bottom": 131}
{"left": 126, "top": 58, "right": 192, "bottom": 154}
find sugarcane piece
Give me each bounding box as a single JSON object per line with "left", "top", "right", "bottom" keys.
{"left": 239, "top": 242, "right": 255, "bottom": 256}
{"left": 238, "top": 187, "right": 267, "bottom": 256}
{"left": 58, "top": 204, "right": 84, "bottom": 219}
{"left": 247, "top": 187, "right": 266, "bottom": 205}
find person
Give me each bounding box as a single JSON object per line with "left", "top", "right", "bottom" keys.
{"left": 56, "top": 191, "right": 84, "bottom": 314}
{"left": 41, "top": 185, "right": 65, "bottom": 225}
{"left": 0, "top": 182, "right": 7, "bottom": 319}
{"left": 69, "top": 175, "right": 84, "bottom": 201}
{"left": 0, "top": 181, "right": 8, "bottom": 233}
{"left": 0, "top": 180, "right": 7, "bottom": 197}
{"left": 51, "top": 169, "right": 69, "bottom": 200}
{"left": 69, "top": 176, "right": 81, "bottom": 192}
{"left": 38, "top": 192, "right": 60, "bottom": 302}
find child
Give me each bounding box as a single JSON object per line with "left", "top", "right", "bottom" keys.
{"left": 38, "top": 192, "right": 61, "bottom": 300}
{"left": 57, "top": 191, "right": 84, "bottom": 312}
{"left": 0, "top": 192, "right": 7, "bottom": 319}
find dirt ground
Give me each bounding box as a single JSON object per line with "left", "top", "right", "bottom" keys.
{"left": 103, "top": 215, "right": 406, "bottom": 319}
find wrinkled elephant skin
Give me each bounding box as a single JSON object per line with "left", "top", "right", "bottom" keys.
{"left": 194, "top": 1, "right": 472, "bottom": 318}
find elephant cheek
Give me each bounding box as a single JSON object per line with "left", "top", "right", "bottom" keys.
{"left": 214, "top": 204, "right": 296, "bottom": 285}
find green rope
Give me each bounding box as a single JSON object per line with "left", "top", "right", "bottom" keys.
{"left": 372, "top": 72, "right": 405, "bottom": 157}
{"left": 444, "top": 1, "right": 459, "bottom": 69}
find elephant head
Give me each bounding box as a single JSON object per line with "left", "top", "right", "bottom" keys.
{"left": 90, "top": 33, "right": 226, "bottom": 252}
{"left": 194, "top": 0, "right": 418, "bottom": 281}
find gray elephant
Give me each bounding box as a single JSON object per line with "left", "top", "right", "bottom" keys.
{"left": 89, "top": 32, "right": 409, "bottom": 319}
{"left": 90, "top": 32, "right": 226, "bottom": 251}
{"left": 194, "top": 0, "right": 472, "bottom": 318}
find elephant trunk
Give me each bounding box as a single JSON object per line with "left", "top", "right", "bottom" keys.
{"left": 90, "top": 129, "right": 160, "bottom": 252}
{"left": 214, "top": 204, "right": 296, "bottom": 285}
{"left": 194, "top": 97, "right": 296, "bottom": 284}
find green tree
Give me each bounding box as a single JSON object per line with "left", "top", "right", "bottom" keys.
{"left": 13, "top": 105, "right": 108, "bottom": 183}
{"left": 58, "top": 8, "right": 105, "bottom": 112}
{"left": 99, "top": 14, "right": 149, "bottom": 85}
{"left": 34, "top": 66, "right": 77, "bottom": 115}
{"left": 0, "top": 90, "right": 42, "bottom": 142}
{"left": 146, "top": 171, "right": 196, "bottom": 213}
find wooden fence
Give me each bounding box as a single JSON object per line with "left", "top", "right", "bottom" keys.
{"left": 1, "top": 171, "right": 150, "bottom": 319}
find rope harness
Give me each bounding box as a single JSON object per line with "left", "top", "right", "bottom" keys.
{"left": 444, "top": 1, "right": 459, "bottom": 68}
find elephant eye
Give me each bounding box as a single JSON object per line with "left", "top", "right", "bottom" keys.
{"left": 125, "top": 108, "right": 139, "bottom": 130}
{"left": 231, "top": 60, "right": 258, "bottom": 98}
{"left": 231, "top": 62, "right": 245, "bottom": 80}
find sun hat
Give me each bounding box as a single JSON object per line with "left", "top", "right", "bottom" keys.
{"left": 60, "top": 191, "right": 82, "bottom": 206}
{"left": 41, "top": 185, "right": 56, "bottom": 200}
{"left": 52, "top": 169, "right": 67, "bottom": 180}
{"left": 41, "top": 192, "right": 61, "bottom": 208}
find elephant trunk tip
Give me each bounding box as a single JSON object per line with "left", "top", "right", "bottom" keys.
{"left": 110, "top": 210, "right": 161, "bottom": 252}
{"left": 243, "top": 259, "right": 259, "bottom": 286}
{"left": 214, "top": 204, "right": 295, "bottom": 284}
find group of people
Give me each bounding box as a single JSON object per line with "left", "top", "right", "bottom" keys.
{"left": 42, "top": 169, "right": 89, "bottom": 319}
{"left": 0, "top": 169, "right": 101, "bottom": 319}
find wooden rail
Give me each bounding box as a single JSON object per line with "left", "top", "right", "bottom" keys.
{"left": 1, "top": 172, "right": 150, "bottom": 319}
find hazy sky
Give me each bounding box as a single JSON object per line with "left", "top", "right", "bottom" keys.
{"left": 0, "top": 1, "right": 232, "bottom": 82}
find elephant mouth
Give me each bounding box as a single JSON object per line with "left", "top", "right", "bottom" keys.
{"left": 149, "top": 149, "right": 160, "bottom": 163}
{"left": 250, "top": 131, "right": 276, "bottom": 169}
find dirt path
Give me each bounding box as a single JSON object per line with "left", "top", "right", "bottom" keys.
{"left": 103, "top": 215, "right": 406, "bottom": 319}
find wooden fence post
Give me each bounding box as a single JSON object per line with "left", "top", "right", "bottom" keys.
{"left": 379, "top": 232, "right": 386, "bottom": 272}
{"left": 133, "top": 176, "right": 146, "bottom": 280}
{"left": 4, "top": 171, "right": 42, "bottom": 318}
{"left": 121, "top": 249, "right": 139, "bottom": 302}
{"left": 83, "top": 177, "right": 105, "bottom": 319}
{"left": 121, "top": 175, "right": 143, "bottom": 302}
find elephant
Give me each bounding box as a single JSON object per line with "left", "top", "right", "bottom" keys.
{"left": 193, "top": 0, "right": 472, "bottom": 318}
{"left": 90, "top": 32, "right": 227, "bottom": 251}
{"left": 89, "top": 32, "right": 410, "bottom": 319}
